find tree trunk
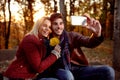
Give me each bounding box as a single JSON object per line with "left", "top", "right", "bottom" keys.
{"left": 5, "top": 0, "right": 11, "bottom": 49}
{"left": 59, "top": 0, "right": 67, "bottom": 29}
{"left": 100, "top": 0, "right": 107, "bottom": 39}
{"left": 113, "top": 0, "right": 120, "bottom": 79}
{"left": 53, "top": 0, "right": 57, "bottom": 12}
{"left": 28, "top": 0, "right": 34, "bottom": 28}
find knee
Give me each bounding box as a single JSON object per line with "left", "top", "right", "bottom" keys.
{"left": 56, "top": 69, "right": 74, "bottom": 80}
{"left": 101, "top": 65, "right": 115, "bottom": 79}
{"left": 104, "top": 66, "right": 114, "bottom": 75}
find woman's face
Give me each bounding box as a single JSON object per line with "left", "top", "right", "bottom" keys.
{"left": 39, "top": 19, "right": 51, "bottom": 37}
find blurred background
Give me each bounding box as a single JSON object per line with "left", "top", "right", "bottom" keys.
{"left": 0, "top": 0, "right": 120, "bottom": 79}
{"left": 0, "top": 0, "right": 115, "bottom": 49}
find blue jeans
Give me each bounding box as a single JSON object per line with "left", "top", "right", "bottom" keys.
{"left": 56, "top": 69, "right": 74, "bottom": 80}
{"left": 71, "top": 65, "right": 115, "bottom": 80}
{"left": 36, "top": 69, "right": 74, "bottom": 80}
{"left": 37, "top": 65, "right": 115, "bottom": 80}
{"left": 38, "top": 78, "right": 58, "bottom": 80}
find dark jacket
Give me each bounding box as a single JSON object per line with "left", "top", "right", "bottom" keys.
{"left": 67, "top": 31, "right": 104, "bottom": 66}
{"left": 3, "top": 34, "right": 57, "bottom": 79}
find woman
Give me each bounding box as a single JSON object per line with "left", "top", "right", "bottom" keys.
{"left": 3, "top": 17, "right": 61, "bottom": 80}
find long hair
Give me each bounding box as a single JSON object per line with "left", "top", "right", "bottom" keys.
{"left": 27, "top": 17, "right": 50, "bottom": 38}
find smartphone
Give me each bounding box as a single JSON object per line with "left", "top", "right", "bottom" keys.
{"left": 71, "top": 16, "right": 87, "bottom": 26}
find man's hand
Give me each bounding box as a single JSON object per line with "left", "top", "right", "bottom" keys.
{"left": 83, "top": 13, "right": 102, "bottom": 37}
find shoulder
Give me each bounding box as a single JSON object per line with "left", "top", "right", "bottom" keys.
{"left": 23, "top": 34, "right": 38, "bottom": 42}
{"left": 21, "top": 34, "right": 44, "bottom": 45}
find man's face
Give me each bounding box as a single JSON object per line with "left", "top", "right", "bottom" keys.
{"left": 51, "top": 18, "right": 64, "bottom": 36}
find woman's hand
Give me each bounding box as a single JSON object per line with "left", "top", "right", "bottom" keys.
{"left": 51, "top": 44, "right": 61, "bottom": 59}
{"left": 83, "top": 13, "right": 102, "bottom": 37}
{"left": 54, "top": 44, "right": 61, "bottom": 54}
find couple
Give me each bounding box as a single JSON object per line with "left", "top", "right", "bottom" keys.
{"left": 3, "top": 13, "right": 115, "bottom": 80}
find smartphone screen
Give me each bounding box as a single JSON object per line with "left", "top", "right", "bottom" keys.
{"left": 71, "top": 16, "right": 87, "bottom": 26}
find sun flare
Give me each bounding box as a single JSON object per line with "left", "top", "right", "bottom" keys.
{"left": 33, "top": 8, "right": 45, "bottom": 22}
{"left": 33, "top": 1, "right": 46, "bottom": 22}
{"left": 6, "top": 0, "right": 46, "bottom": 22}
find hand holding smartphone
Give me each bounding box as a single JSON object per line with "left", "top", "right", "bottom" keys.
{"left": 71, "top": 16, "right": 87, "bottom": 26}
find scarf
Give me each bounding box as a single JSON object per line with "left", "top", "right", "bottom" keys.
{"left": 39, "top": 31, "right": 71, "bottom": 78}
{"left": 60, "top": 30, "right": 71, "bottom": 70}
{"left": 44, "top": 30, "right": 71, "bottom": 70}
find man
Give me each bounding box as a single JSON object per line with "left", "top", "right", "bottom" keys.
{"left": 49, "top": 13, "right": 115, "bottom": 80}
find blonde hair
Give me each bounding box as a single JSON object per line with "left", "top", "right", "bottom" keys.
{"left": 27, "top": 17, "right": 50, "bottom": 38}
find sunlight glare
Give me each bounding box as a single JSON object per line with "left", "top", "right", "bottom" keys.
{"left": 6, "top": 0, "right": 46, "bottom": 22}
{"left": 34, "top": 9, "right": 45, "bottom": 22}
{"left": 5, "top": 0, "right": 21, "bottom": 21}
{"left": 33, "top": 1, "right": 45, "bottom": 22}
{"left": 10, "top": 0, "right": 20, "bottom": 13}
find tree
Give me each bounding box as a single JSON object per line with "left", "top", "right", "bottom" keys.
{"left": 15, "top": 0, "right": 35, "bottom": 34}
{"left": 106, "top": 0, "right": 114, "bottom": 40}
{"left": 5, "top": 0, "right": 11, "bottom": 49}
{"left": 0, "top": 0, "right": 13, "bottom": 49}
{"left": 0, "top": 0, "right": 7, "bottom": 49}
{"left": 59, "top": 0, "right": 67, "bottom": 29}
{"left": 69, "top": 0, "right": 75, "bottom": 15}
{"left": 113, "top": 0, "right": 120, "bottom": 79}
{"left": 99, "top": 0, "right": 107, "bottom": 39}
{"left": 53, "top": 0, "right": 57, "bottom": 12}
{"left": 41, "top": 0, "right": 54, "bottom": 15}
